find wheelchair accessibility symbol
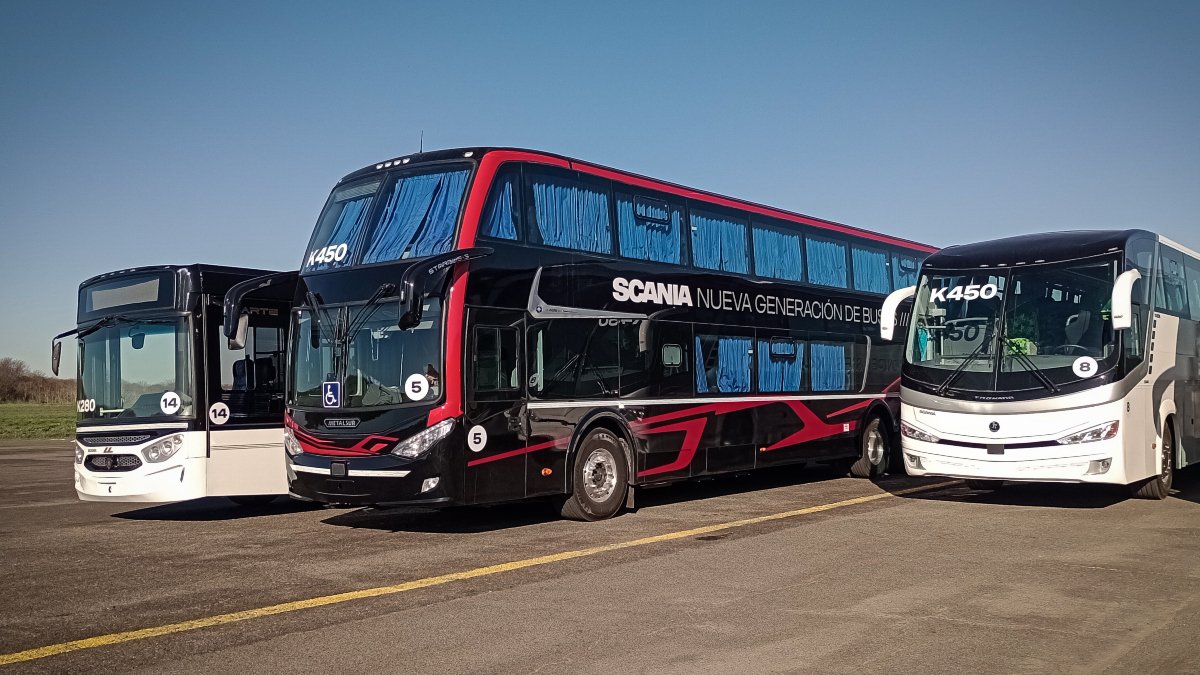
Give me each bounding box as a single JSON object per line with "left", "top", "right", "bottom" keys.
{"left": 322, "top": 381, "right": 341, "bottom": 409}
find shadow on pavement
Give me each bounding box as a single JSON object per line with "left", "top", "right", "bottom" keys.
{"left": 112, "top": 496, "right": 322, "bottom": 521}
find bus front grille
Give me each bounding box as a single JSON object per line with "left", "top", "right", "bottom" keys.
{"left": 85, "top": 454, "right": 143, "bottom": 472}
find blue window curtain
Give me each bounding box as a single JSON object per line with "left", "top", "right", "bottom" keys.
{"left": 852, "top": 246, "right": 891, "bottom": 294}
{"left": 690, "top": 211, "right": 748, "bottom": 274}
{"left": 362, "top": 169, "right": 471, "bottom": 263}
{"left": 806, "top": 238, "right": 848, "bottom": 288}
{"left": 757, "top": 340, "right": 804, "bottom": 392}
{"left": 531, "top": 176, "right": 612, "bottom": 254}
{"left": 482, "top": 177, "right": 518, "bottom": 240}
{"left": 892, "top": 254, "right": 920, "bottom": 290}
{"left": 811, "top": 343, "right": 848, "bottom": 391}
{"left": 616, "top": 195, "right": 681, "bottom": 264}
{"left": 695, "top": 334, "right": 752, "bottom": 393}
{"left": 753, "top": 227, "right": 803, "bottom": 282}
{"left": 308, "top": 195, "right": 373, "bottom": 271}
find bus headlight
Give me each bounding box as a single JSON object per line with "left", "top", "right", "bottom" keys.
{"left": 283, "top": 427, "right": 303, "bottom": 457}
{"left": 900, "top": 421, "right": 940, "bottom": 444}
{"left": 75, "top": 443, "right": 85, "bottom": 464}
{"left": 391, "top": 419, "right": 455, "bottom": 459}
{"left": 1057, "top": 421, "right": 1119, "bottom": 445}
{"left": 143, "top": 435, "right": 184, "bottom": 463}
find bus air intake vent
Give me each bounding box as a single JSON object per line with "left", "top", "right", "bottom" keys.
{"left": 85, "top": 454, "right": 143, "bottom": 472}
{"left": 80, "top": 434, "right": 152, "bottom": 446}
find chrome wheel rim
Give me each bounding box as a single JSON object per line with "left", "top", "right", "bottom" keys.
{"left": 866, "top": 426, "right": 886, "bottom": 466}
{"left": 582, "top": 447, "right": 618, "bottom": 502}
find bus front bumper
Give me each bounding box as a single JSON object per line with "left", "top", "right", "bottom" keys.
{"left": 900, "top": 437, "right": 1125, "bottom": 483}
{"left": 75, "top": 456, "right": 207, "bottom": 502}
{"left": 286, "top": 454, "right": 452, "bottom": 506}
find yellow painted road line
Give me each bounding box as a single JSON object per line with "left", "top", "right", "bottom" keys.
{"left": 0, "top": 481, "right": 957, "bottom": 666}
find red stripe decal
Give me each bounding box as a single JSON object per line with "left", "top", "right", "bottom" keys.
{"left": 828, "top": 400, "right": 870, "bottom": 418}
{"left": 763, "top": 401, "right": 856, "bottom": 452}
{"left": 637, "top": 417, "right": 709, "bottom": 477}
{"left": 466, "top": 436, "right": 571, "bottom": 467}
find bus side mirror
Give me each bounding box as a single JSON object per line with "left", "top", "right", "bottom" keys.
{"left": 880, "top": 286, "right": 916, "bottom": 341}
{"left": 229, "top": 314, "right": 249, "bottom": 350}
{"left": 51, "top": 341, "right": 61, "bottom": 377}
{"left": 1111, "top": 269, "right": 1141, "bottom": 330}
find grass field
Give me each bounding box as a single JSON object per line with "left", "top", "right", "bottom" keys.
{"left": 0, "top": 403, "right": 75, "bottom": 439}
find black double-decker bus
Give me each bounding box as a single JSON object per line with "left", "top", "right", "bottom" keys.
{"left": 227, "top": 148, "right": 934, "bottom": 519}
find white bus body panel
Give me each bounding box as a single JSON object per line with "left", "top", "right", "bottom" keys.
{"left": 207, "top": 427, "right": 287, "bottom": 496}
{"left": 75, "top": 430, "right": 208, "bottom": 502}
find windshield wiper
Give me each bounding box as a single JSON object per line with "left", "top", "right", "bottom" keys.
{"left": 343, "top": 284, "right": 396, "bottom": 343}
{"left": 1001, "top": 322, "right": 1059, "bottom": 393}
{"left": 936, "top": 328, "right": 994, "bottom": 395}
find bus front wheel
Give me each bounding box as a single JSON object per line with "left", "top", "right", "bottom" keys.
{"left": 850, "top": 416, "right": 889, "bottom": 479}
{"left": 1131, "top": 424, "right": 1174, "bottom": 500}
{"left": 558, "top": 429, "right": 629, "bottom": 521}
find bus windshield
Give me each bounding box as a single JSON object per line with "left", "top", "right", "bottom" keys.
{"left": 289, "top": 298, "right": 444, "bottom": 409}
{"left": 906, "top": 255, "right": 1121, "bottom": 393}
{"left": 77, "top": 318, "right": 195, "bottom": 421}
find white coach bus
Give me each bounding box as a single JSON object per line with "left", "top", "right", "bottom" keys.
{"left": 879, "top": 230, "right": 1199, "bottom": 498}
{"left": 53, "top": 265, "right": 296, "bottom": 505}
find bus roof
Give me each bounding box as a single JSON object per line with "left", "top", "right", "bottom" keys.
{"left": 339, "top": 146, "right": 936, "bottom": 254}
{"left": 923, "top": 229, "right": 1154, "bottom": 269}
{"left": 79, "top": 264, "right": 281, "bottom": 294}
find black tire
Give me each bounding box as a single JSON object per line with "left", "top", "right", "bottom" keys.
{"left": 558, "top": 429, "right": 629, "bottom": 521}
{"left": 1131, "top": 423, "right": 1174, "bottom": 500}
{"left": 850, "top": 416, "right": 890, "bottom": 479}
{"left": 228, "top": 495, "right": 278, "bottom": 506}
{"left": 966, "top": 479, "right": 1004, "bottom": 491}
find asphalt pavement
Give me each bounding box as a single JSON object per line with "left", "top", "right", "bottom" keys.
{"left": 3, "top": 439, "right": 1200, "bottom": 675}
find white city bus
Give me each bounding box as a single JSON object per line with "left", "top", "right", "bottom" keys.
{"left": 53, "top": 265, "right": 295, "bottom": 504}
{"left": 879, "top": 230, "right": 1200, "bottom": 498}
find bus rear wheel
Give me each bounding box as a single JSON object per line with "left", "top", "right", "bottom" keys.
{"left": 1131, "top": 424, "right": 1174, "bottom": 500}
{"left": 850, "top": 416, "right": 889, "bottom": 479}
{"left": 558, "top": 429, "right": 628, "bottom": 521}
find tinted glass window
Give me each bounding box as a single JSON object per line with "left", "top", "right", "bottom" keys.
{"left": 695, "top": 331, "right": 752, "bottom": 393}
{"left": 852, "top": 243, "right": 891, "bottom": 294}
{"left": 616, "top": 192, "right": 683, "bottom": 264}
{"left": 752, "top": 221, "right": 803, "bottom": 282}
{"left": 1155, "top": 246, "right": 1188, "bottom": 315}
{"left": 690, "top": 207, "right": 748, "bottom": 274}
{"left": 474, "top": 327, "right": 519, "bottom": 392}
{"left": 217, "top": 326, "right": 286, "bottom": 419}
{"left": 891, "top": 252, "right": 921, "bottom": 289}
{"left": 757, "top": 336, "right": 806, "bottom": 392}
{"left": 304, "top": 179, "right": 381, "bottom": 271}
{"left": 1126, "top": 238, "right": 1155, "bottom": 305}
{"left": 527, "top": 171, "right": 612, "bottom": 254}
{"left": 806, "top": 235, "right": 848, "bottom": 288}
{"left": 811, "top": 341, "right": 854, "bottom": 391}
{"left": 528, "top": 320, "right": 617, "bottom": 399}
{"left": 480, "top": 167, "right": 520, "bottom": 241}
{"left": 361, "top": 166, "right": 471, "bottom": 264}
{"left": 1185, "top": 256, "right": 1200, "bottom": 321}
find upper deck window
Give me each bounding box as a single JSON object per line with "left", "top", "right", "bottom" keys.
{"left": 616, "top": 193, "right": 683, "bottom": 264}
{"left": 892, "top": 253, "right": 921, "bottom": 289}
{"left": 690, "top": 208, "right": 748, "bottom": 275}
{"left": 481, "top": 168, "right": 520, "bottom": 241}
{"left": 806, "top": 235, "right": 848, "bottom": 288}
{"left": 852, "top": 243, "right": 891, "bottom": 294}
{"left": 752, "top": 221, "right": 803, "bottom": 282}
{"left": 304, "top": 179, "right": 380, "bottom": 272}
{"left": 361, "top": 167, "right": 471, "bottom": 264}
{"left": 527, "top": 171, "right": 613, "bottom": 254}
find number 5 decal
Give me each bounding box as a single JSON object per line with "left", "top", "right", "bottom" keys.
{"left": 467, "top": 425, "right": 488, "bottom": 452}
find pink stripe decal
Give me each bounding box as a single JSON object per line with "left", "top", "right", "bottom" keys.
{"left": 467, "top": 436, "right": 570, "bottom": 467}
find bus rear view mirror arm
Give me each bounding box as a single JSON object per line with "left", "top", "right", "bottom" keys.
{"left": 1110, "top": 268, "right": 1141, "bottom": 330}
{"left": 526, "top": 267, "right": 647, "bottom": 321}
{"left": 50, "top": 328, "right": 77, "bottom": 377}
{"left": 880, "top": 286, "right": 916, "bottom": 341}
{"left": 397, "top": 248, "right": 493, "bottom": 330}
{"left": 222, "top": 270, "right": 300, "bottom": 348}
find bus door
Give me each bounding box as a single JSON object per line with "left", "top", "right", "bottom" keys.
{"left": 464, "top": 308, "right": 527, "bottom": 504}
{"left": 206, "top": 294, "right": 293, "bottom": 497}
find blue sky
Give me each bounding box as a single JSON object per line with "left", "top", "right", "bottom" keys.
{"left": 2, "top": 1, "right": 1197, "bottom": 373}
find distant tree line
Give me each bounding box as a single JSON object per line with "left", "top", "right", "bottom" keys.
{"left": 0, "top": 358, "right": 74, "bottom": 404}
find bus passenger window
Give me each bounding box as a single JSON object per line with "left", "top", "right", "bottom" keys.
{"left": 852, "top": 244, "right": 891, "bottom": 294}
{"left": 616, "top": 193, "right": 682, "bottom": 264}
{"left": 752, "top": 222, "right": 803, "bottom": 282}
{"left": 526, "top": 171, "right": 612, "bottom": 254}
{"left": 690, "top": 208, "right": 748, "bottom": 274}
{"left": 806, "top": 235, "right": 848, "bottom": 288}
{"left": 1155, "top": 247, "right": 1189, "bottom": 315}
{"left": 474, "top": 327, "right": 518, "bottom": 392}
{"left": 695, "top": 333, "right": 752, "bottom": 393}
{"left": 811, "top": 342, "right": 852, "bottom": 391}
{"left": 892, "top": 253, "right": 921, "bottom": 289}
{"left": 1185, "top": 256, "right": 1200, "bottom": 321}
{"left": 481, "top": 169, "right": 521, "bottom": 241}
{"left": 757, "top": 337, "right": 806, "bottom": 393}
